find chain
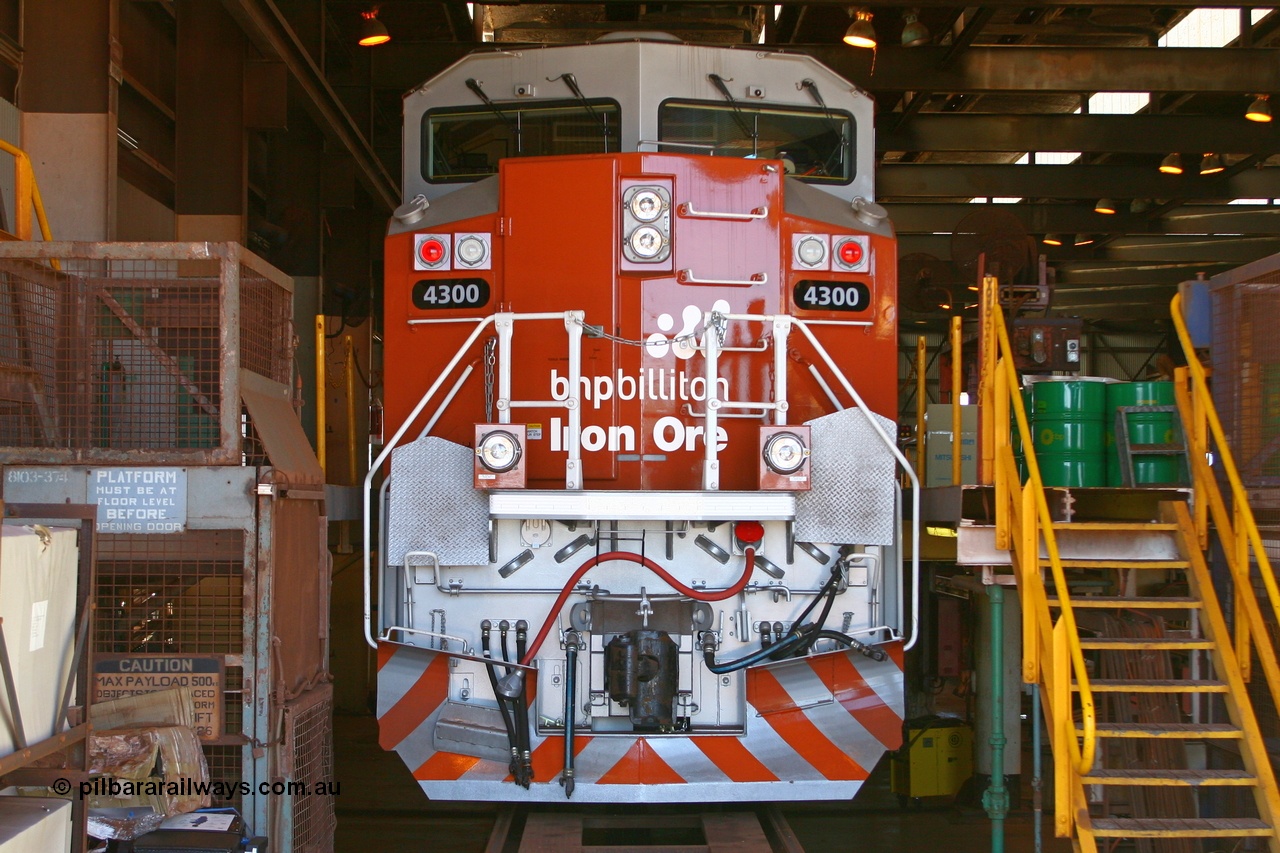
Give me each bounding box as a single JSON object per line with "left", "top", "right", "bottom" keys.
{"left": 571, "top": 317, "right": 701, "bottom": 349}
{"left": 483, "top": 337, "right": 497, "bottom": 422}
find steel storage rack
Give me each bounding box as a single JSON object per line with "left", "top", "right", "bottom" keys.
{"left": 0, "top": 242, "right": 335, "bottom": 853}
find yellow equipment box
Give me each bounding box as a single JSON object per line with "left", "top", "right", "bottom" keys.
{"left": 891, "top": 720, "right": 974, "bottom": 800}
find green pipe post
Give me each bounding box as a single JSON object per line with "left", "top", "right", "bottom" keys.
{"left": 982, "top": 583, "right": 1009, "bottom": 853}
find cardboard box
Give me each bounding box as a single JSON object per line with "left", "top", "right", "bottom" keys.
{"left": 0, "top": 525, "right": 80, "bottom": 758}
{"left": 86, "top": 725, "right": 211, "bottom": 835}
{"left": 0, "top": 796, "right": 71, "bottom": 852}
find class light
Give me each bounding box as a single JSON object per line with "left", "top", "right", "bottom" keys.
{"left": 358, "top": 9, "right": 391, "bottom": 47}
{"left": 837, "top": 239, "right": 864, "bottom": 266}
{"left": 796, "top": 236, "right": 827, "bottom": 267}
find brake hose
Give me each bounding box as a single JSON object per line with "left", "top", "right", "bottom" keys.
{"left": 521, "top": 547, "right": 756, "bottom": 666}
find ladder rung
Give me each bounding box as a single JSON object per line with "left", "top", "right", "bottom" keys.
{"left": 1049, "top": 522, "right": 1178, "bottom": 531}
{"left": 1081, "top": 723, "right": 1241, "bottom": 739}
{"left": 1130, "top": 444, "right": 1185, "bottom": 455}
{"left": 1047, "top": 596, "right": 1201, "bottom": 609}
{"left": 1081, "top": 769, "right": 1256, "bottom": 786}
{"left": 1090, "top": 817, "right": 1270, "bottom": 838}
{"left": 1079, "top": 637, "right": 1214, "bottom": 650}
{"left": 1044, "top": 560, "right": 1190, "bottom": 570}
{"left": 1074, "top": 679, "right": 1227, "bottom": 693}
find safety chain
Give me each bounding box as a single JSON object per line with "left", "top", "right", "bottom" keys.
{"left": 483, "top": 336, "right": 497, "bottom": 422}
{"left": 570, "top": 315, "right": 710, "bottom": 349}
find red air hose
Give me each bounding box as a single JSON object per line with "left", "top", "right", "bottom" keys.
{"left": 521, "top": 547, "right": 756, "bottom": 666}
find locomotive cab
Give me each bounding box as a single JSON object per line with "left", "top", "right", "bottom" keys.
{"left": 369, "top": 36, "right": 915, "bottom": 803}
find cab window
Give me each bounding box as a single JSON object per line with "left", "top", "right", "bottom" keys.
{"left": 423, "top": 99, "right": 621, "bottom": 183}
{"left": 657, "top": 100, "right": 854, "bottom": 184}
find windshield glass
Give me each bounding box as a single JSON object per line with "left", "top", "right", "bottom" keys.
{"left": 423, "top": 99, "right": 621, "bottom": 182}
{"left": 657, "top": 100, "right": 853, "bottom": 184}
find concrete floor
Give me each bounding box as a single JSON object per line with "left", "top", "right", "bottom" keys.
{"left": 332, "top": 714, "right": 1073, "bottom": 853}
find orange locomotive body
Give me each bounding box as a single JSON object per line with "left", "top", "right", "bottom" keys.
{"left": 368, "top": 36, "right": 915, "bottom": 803}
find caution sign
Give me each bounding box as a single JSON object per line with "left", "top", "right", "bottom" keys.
{"left": 92, "top": 654, "right": 223, "bottom": 741}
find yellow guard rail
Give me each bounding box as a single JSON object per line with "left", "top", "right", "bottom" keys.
{"left": 1170, "top": 291, "right": 1280, "bottom": 716}
{"left": 979, "top": 276, "right": 1097, "bottom": 840}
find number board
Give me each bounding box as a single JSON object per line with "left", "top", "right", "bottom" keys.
{"left": 412, "top": 278, "right": 490, "bottom": 310}
{"left": 793, "top": 280, "right": 871, "bottom": 313}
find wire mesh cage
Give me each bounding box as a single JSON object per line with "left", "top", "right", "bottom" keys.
{"left": 282, "top": 685, "right": 337, "bottom": 853}
{"left": 1211, "top": 264, "right": 1280, "bottom": 487}
{"left": 0, "top": 242, "right": 293, "bottom": 464}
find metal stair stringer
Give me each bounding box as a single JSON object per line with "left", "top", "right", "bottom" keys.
{"left": 1169, "top": 499, "right": 1280, "bottom": 853}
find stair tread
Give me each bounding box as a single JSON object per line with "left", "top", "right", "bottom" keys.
{"left": 1076, "top": 679, "right": 1227, "bottom": 692}
{"left": 1082, "top": 769, "right": 1255, "bottom": 785}
{"left": 1050, "top": 521, "right": 1178, "bottom": 531}
{"left": 1082, "top": 722, "right": 1241, "bottom": 738}
{"left": 1044, "top": 559, "right": 1190, "bottom": 569}
{"left": 1047, "top": 596, "right": 1201, "bottom": 609}
{"left": 1079, "top": 637, "right": 1213, "bottom": 649}
{"left": 1090, "top": 817, "right": 1270, "bottom": 837}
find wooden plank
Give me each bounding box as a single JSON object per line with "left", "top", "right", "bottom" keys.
{"left": 703, "top": 813, "right": 772, "bottom": 853}
{"left": 521, "top": 813, "right": 584, "bottom": 853}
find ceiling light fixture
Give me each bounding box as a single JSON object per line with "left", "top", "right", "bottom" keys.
{"left": 1158, "top": 153, "right": 1183, "bottom": 175}
{"left": 1042, "top": 233, "right": 1064, "bottom": 246}
{"left": 901, "top": 9, "right": 930, "bottom": 47}
{"left": 1200, "top": 153, "right": 1224, "bottom": 175}
{"left": 843, "top": 7, "right": 877, "bottom": 48}
{"left": 359, "top": 8, "right": 391, "bottom": 46}
{"left": 1130, "top": 198, "right": 1151, "bottom": 214}
{"left": 1094, "top": 198, "right": 1117, "bottom": 215}
{"left": 1246, "top": 95, "right": 1272, "bottom": 123}
{"left": 1073, "top": 233, "right": 1095, "bottom": 247}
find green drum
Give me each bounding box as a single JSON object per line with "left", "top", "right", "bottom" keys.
{"left": 1011, "top": 387, "right": 1032, "bottom": 484}
{"left": 1107, "top": 381, "right": 1179, "bottom": 485}
{"left": 1030, "top": 379, "right": 1107, "bottom": 487}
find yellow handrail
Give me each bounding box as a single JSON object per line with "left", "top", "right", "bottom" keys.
{"left": 981, "top": 277, "right": 1098, "bottom": 792}
{"left": 0, "top": 139, "right": 54, "bottom": 243}
{"left": 1169, "top": 292, "right": 1280, "bottom": 715}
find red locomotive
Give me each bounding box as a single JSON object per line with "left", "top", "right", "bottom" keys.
{"left": 364, "top": 34, "right": 916, "bottom": 803}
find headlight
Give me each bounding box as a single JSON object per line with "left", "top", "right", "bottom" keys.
{"left": 477, "top": 430, "right": 522, "bottom": 473}
{"left": 628, "top": 226, "right": 665, "bottom": 259}
{"left": 629, "top": 189, "right": 664, "bottom": 222}
{"left": 763, "top": 431, "right": 808, "bottom": 475}
{"left": 456, "top": 235, "right": 488, "bottom": 267}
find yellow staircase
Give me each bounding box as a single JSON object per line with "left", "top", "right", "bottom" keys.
{"left": 980, "top": 279, "right": 1280, "bottom": 853}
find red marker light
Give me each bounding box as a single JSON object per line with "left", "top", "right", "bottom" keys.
{"left": 838, "top": 240, "right": 864, "bottom": 266}
{"left": 419, "top": 237, "right": 446, "bottom": 265}
{"left": 735, "top": 520, "right": 765, "bottom": 545}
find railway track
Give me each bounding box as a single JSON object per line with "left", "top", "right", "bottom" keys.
{"left": 485, "top": 804, "right": 805, "bottom": 853}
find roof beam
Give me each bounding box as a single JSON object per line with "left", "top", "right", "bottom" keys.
{"left": 880, "top": 164, "right": 1280, "bottom": 200}
{"left": 809, "top": 46, "right": 1280, "bottom": 94}
{"left": 887, "top": 203, "right": 1280, "bottom": 235}
{"left": 899, "top": 235, "right": 1280, "bottom": 265}
{"left": 361, "top": 43, "right": 1280, "bottom": 96}
{"left": 879, "top": 114, "right": 1280, "bottom": 155}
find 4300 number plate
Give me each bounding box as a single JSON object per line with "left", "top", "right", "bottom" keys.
{"left": 793, "top": 280, "right": 870, "bottom": 312}
{"left": 412, "top": 278, "right": 490, "bottom": 310}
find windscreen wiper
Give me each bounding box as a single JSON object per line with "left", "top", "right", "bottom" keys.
{"left": 549, "top": 73, "right": 611, "bottom": 153}
{"left": 707, "top": 73, "right": 758, "bottom": 157}
{"left": 799, "top": 78, "right": 848, "bottom": 176}
{"left": 465, "top": 78, "right": 523, "bottom": 154}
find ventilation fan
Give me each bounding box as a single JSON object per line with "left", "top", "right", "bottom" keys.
{"left": 898, "top": 253, "right": 956, "bottom": 315}
{"left": 950, "top": 209, "right": 1036, "bottom": 284}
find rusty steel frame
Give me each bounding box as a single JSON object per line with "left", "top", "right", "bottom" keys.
{"left": 0, "top": 241, "right": 293, "bottom": 466}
